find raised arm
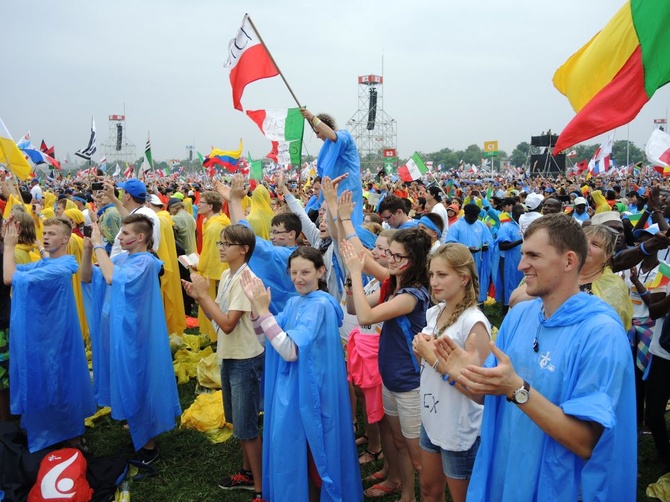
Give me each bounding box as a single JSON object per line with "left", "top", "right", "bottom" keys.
{"left": 2, "top": 220, "right": 19, "bottom": 286}
{"left": 300, "top": 107, "right": 337, "bottom": 142}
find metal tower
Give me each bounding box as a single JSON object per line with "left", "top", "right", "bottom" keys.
{"left": 347, "top": 75, "right": 397, "bottom": 173}
{"left": 101, "top": 114, "right": 137, "bottom": 166}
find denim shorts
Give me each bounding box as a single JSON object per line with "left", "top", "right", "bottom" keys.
{"left": 220, "top": 353, "right": 264, "bottom": 440}
{"left": 420, "top": 425, "right": 480, "bottom": 480}
{"left": 382, "top": 385, "right": 421, "bottom": 439}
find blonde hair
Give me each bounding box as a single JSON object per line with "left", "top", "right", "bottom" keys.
{"left": 429, "top": 243, "right": 480, "bottom": 334}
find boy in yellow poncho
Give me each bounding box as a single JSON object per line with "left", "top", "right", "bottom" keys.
{"left": 194, "top": 191, "right": 230, "bottom": 342}
{"left": 147, "top": 195, "right": 187, "bottom": 336}
{"left": 246, "top": 184, "right": 274, "bottom": 240}
{"left": 62, "top": 208, "right": 90, "bottom": 342}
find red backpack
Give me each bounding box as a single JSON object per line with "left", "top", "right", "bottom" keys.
{"left": 28, "top": 448, "right": 93, "bottom": 502}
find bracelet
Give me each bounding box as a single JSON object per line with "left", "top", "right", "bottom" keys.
{"left": 38, "top": 247, "right": 46, "bottom": 255}
{"left": 640, "top": 290, "right": 650, "bottom": 297}
{"left": 645, "top": 208, "right": 652, "bottom": 215}
{"left": 92, "top": 245, "right": 106, "bottom": 252}
{"left": 341, "top": 218, "right": 352, "bottom": 222}
{"left": 640, "top": 242, "right": 651, "bottom": 256}
{"left": 431, "top": 359, "right": 440, "bottom": 371}
{"left": 345, "top": 232, "right": 357, "bottom": 240}
{"left": 311, "top": 117, "right": 321, "bottom": 128}
{"left": 332, "top": 216, "right": 338, "bottom": 223}
{"left": 449, "top": 379, "right": 457, "bottom": 386}
{"left": 441, "top": 372, "right": 450, "bottom": 382}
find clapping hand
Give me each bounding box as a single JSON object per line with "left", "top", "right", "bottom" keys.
{"left": 240, "top": 268, "right": 271, "bottom": 316}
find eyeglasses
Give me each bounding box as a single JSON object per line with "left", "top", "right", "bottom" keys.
{"left": 216, "top": 241, "right": 239, "bottom": 250}
{"left": 375, "top": 247, "right": 389, "bottom": 255}
{"left": 380, "top": 213, "right": 393, "bottom": 222}
{"left": 269, "top": 230, "right": 289, "bottom": 236}
{"left": 387, "top": 251, "right": 410, "bottom": 263}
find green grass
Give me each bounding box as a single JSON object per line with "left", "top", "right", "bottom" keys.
{"left": 83, "top": 309, "right": 663, "bottom": 500}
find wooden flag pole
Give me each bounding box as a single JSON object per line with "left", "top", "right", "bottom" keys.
{"left": 246, "top": 15, "right": 302, "bottom": 109}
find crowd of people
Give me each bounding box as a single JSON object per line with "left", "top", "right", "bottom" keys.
{"left": 0, "top": 110, "right": 663, "bottom": 501}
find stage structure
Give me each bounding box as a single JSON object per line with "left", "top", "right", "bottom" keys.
{"left": 101, "top": 114, "right": 137, "bottom": 167}
{"left": 347, "top": 75, "right": 397, "bottom": 172}
{"left": 528, "top": 130, "right": 565, "bottom": 175}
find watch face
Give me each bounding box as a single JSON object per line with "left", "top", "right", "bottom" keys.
{"left": 515, "top": 389, "right": 530, "bottom": 404}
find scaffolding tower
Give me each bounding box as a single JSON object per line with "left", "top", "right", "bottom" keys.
{"left": 101, "top": 114, "right": 137, "bottom": 167}
{"left": 347, "top": 75, "right": 397, "bottom": 173}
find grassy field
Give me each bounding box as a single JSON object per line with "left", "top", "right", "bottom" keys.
{"left": 82, "top": 304, "right": 663, "bottom": 501}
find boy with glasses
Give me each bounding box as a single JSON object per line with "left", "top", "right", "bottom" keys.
{"left": 182, "top": 224, "right": 265, "bottom": 499}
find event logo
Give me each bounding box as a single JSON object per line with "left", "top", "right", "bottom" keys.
{"left": 40, "top": 451, "right": 80, "bottom": 499}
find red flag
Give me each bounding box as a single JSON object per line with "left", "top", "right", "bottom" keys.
{"left": 223, "top": 15, "right": 279, "bottom": 111}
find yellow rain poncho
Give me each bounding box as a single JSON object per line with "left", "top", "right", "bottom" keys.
{"left": 592, "top": 266, "right": 633, "bottom": 331}
{"left": 247, "top": 184, "right": 275, "bottom": 240}
{"left": 155, "top": 210, "right": 187, "bottom": 336}
{"left": 67, "top": 234, "right": 90, "bottom": 342}
{"left": 197, "top": 213, "right": 230, "bottom": 342}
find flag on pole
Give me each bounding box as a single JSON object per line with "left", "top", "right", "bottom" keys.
{"left": 124, "top": 163, "right": 134, "bottom": 178}
{"left": 40, "top": 140, "right": 55, "bottom": 158}
{"left": 246, "top": 108, "right": 304, "bottom": 167}
{"left": 141, "top": 133, "right": 153, "bottom": 174}
{"left": 0, "top": 118, "right": 32, "bottom": 180}
{"left": 650, "top": 262, "right": 670, "bottom": 289}
{"left": 248, "top": 152, "right": 263, "bottom": 180}
{"left": 588, "top": 134, "right": 614, "bottom": 174}
{"left": 645, "top": 128, "right": 670, "bottom": 172}
{"left": 99, "top": 157, "right": 107, "bottom": 171}
{"left": 112, "top": 163, "right": 121, "bottom": 177}
{"left": 398, "top": 152, "right": 428, "bottom": 181}
{"left": 553, "top": 0, "right": 670, "bottom": 152}
{"left": 224, "top": 14, "right": 279, "bottom": 111}
{"left": 17, "top": 132, "right": 61, "bottom": 170}
{"left": 203, "top": 140, "right": 243, "bottom": 173}
{"left": 75, "top": 118, "right": 97, "bottom": 160}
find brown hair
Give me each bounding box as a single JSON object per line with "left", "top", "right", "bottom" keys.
{"left": 524, "top": 213, "right": 588, "bottom": 270}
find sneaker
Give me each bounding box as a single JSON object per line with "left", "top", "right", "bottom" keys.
{"left": 218, "top": 469, "right": 255, "bottom": 491}
{"left": 134, "top": 446, "right": 160, "bottom": 465}
{"left": 251, "top": 493, "right": 268, "bottom": 502}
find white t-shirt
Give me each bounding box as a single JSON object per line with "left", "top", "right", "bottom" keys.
{"left": 339, "top": 278, "right": 382, "bottom": 342}
{"left": 214, "top": 265, "right": 264, "bottom": 360}
{"left": 420, "top": 304, "right": 491, "bottom": 451}
{"left": 622, "top": 263, "right": 662, "bottom": 319}
{"left": 648, "top": 264, "right": 670, "bottom": 360}
{"left": 30, "top": 184, "right": 43, "bottom": 202}
{"left": 110, "top": 206, "right": 161, "bottom": 258}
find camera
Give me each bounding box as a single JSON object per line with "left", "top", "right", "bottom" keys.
{"left": 83, "top": 225, "right": 92, "bottom": 238}
{"left": 92, "top": 182, "right": 104, "bottom": 191}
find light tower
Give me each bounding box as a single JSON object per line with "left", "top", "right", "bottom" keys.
{"left": 101, "top": 114, "right": 136, "bottom": 167}
{"left": 347, "top": 75, "right": 397, "bottom": 173}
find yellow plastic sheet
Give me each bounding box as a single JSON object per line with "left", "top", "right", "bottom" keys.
{"left": 647, "top": 472, "right": 670, "bottom": 501}
{"left": 180, "top": 391, "right": 233, "bottom": 444}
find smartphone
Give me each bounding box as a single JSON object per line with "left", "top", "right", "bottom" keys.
{"left": 91, "top": 182, "right": 104, "bottom": 191}
{"left": 83, "top": 225, "right": 92, "bottom": 238}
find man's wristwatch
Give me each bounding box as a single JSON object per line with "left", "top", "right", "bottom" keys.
{"left": 507, "top": 380, "right": 531, "bottom": 405}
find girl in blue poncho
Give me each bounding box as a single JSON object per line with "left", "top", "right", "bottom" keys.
{"left": 241, "top": 246, "right": 362, "bottom": 502}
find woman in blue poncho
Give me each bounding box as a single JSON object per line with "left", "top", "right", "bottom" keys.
{"left": 241, "top": 246, "right": 362, "bottom": 502}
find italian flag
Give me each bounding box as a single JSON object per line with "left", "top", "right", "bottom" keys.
{"left": 398, "top": 152, "right": 427, "bottom": 181}
{"left": 553, "top": 0, "right": 670, "bottom": 152}
{"left": 0, "top": 117, "right": 31, "bottom": 180}
{"left": 246, "top": 108, "right": 304, "bottom": 167}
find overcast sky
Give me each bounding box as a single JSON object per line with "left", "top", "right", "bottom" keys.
{"left": 3, "top": 0, "right": 669, "bottom": 164}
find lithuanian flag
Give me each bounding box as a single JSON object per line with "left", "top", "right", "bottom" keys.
{"left": 649, "top": 262, "right": 670, "bottom": 289}
{"left": 553, "top": 0, "right": 670, "bottom": 153}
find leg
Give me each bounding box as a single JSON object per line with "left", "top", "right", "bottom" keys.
{"left": 241, "top": 437, "right": 263, "bottom": 493}
{"left": 420, "top": 449, "right": 446, "bottom": 502}
{"left": 385, "top": 414, "right": 417, "bottom": 502}
{"left": 645, "top": 355, "right": 670, "bottom": 460}
{"left": 445, "top": 478, "right": 469, "bottom": 502}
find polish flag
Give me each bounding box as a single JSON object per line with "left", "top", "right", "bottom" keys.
{"left": 224, "top": 14, "right": 279, "bottom": 111}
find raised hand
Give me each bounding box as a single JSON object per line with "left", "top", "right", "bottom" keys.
{"left": 340, "top": 239, "right": 364, "bottom": 276}
{"left": 240, "top": 268, "right": 271, "bottom": 315}
{"left": 458, "top": 341, "right": 521, "bottom": 397}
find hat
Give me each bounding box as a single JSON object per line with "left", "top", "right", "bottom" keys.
{"left": 167, "top": 197, "right": 182, "bottom": 208}
{"left": 31, "top": 178, "right": 39, "bottom": 184}
{"left": 64, "top": 208, "right": 85, "bottom": 226}
{"left": 525, "top": 193, "right": 544, "bottom": 211}
{"left": 544, "top": 187, "right": 555, "bottom": 193}
{"left": 173, "top": 191, "right": 185, "bottom": 200}
{"left": 613, "top": 202, "right": 627, "bottom": 213}
{"left": 573, "top": 197, "right": 587, "bottom": 206}
{"left": 148, "top": 194, "right": 163, "bottom": 207}
{"left": 118, "top": 179, "right": 147, "bottom": 200}
{"left": 633, "top": 223, "right": 660, "bottom": 239}
{"left": 447, "top": 204, "right": 459, "bottom": 214}
{"left": 590, "top": 211, "right": 621, "bottom": 225}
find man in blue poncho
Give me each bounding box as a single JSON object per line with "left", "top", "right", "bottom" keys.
{"left": 81, "top": 213, "right": 181, "bottom": 464}
{"left": 438, "top": 214, "right": 636, "bottom": 501}
{"left": 300, "top": 108, "right": 376, "bottom": 249}
{"left": 3, "top": 216, "right": 95, "bottom": 452}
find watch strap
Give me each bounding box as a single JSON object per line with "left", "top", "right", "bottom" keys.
{"left": 506, "top": 379, "right": 530, "bottom": 404}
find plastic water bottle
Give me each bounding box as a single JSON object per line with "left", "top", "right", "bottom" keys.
{"left": 119, "top": 481, "right": 130, "bottom": 502}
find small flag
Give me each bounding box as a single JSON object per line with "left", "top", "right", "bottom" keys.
{"left": 0, "top": 118, "right": 32, "bottom": 180}
{"left": 112, "top": 163, "right": 121, "bottom": 177}
{"left": 248, "top": 152, "right": 263, "bottom": 180}
{"left": 588, "top": 134, "right": 614, "bottom": 174}
{"left": 99, "top": 157, "right": 107, "bottom": 171}
{"left": 124, "top": 163, "right": 134, "bottom": 178}
{"left": 141, "top": 133, "right": 153, "bottom": 173}
{"left": 75, "top": 118, "right": 97, "bottom": 160}
{"left": 203, "top": 140, "right": 243, "bottom": 173}
{"left": 224, "top": 14, "right": 279, "bottom": 111}
{"left": 567, "top": 150, "right": 577, "bottom": 158}
{"left": 649, "top": 262, "right": 670, "bottom": 289}
{"left": 397, "top": 152, "right": 428, "bottom": 181}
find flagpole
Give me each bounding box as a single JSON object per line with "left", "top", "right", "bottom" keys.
{"left": 246, "top": 15, "right": 302, "bottom": 108}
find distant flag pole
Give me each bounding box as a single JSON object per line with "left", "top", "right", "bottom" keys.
{"left": 226, "top": 14, "right": 302, "bottom": 109}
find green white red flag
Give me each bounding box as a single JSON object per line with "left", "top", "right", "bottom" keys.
{"left": 398, "top": 152, "right": 427, "bottom": 181}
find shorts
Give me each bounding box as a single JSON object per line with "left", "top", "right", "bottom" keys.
{"left": 0, "top": 328, "right": 8, "bottom": 391}
{"left": 220, "top": 353, "right": 264, "bottom": 440}
{"left": 420, "top": 425, "right": 480, "bottom": 480}
{"left": 382, "top": 385, "right": 421, "bottom": 439}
